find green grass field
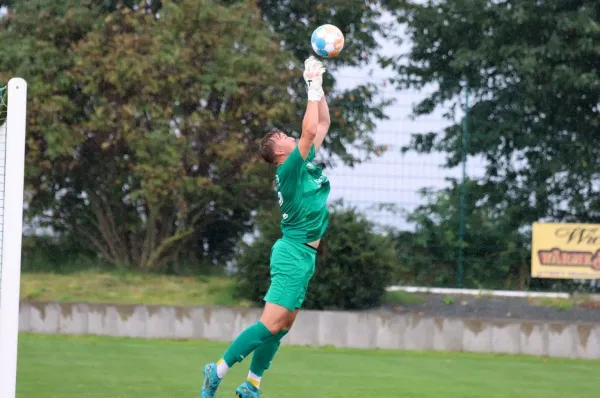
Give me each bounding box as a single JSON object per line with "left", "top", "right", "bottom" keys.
{"left": 17, "top": 333, "right": 599, "bottom": 398}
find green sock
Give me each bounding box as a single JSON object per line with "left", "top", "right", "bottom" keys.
{"left": 222, "top": 321, "right": 273, "bottom": 367}
{"left": 249, "top": 329, "right": 288, "bottom": 378}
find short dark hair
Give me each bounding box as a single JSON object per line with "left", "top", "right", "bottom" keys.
{"left": 260, "top": 129, "right": 283, "bottom": 164}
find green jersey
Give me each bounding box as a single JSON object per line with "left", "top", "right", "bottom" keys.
{"left": 275, "top": 144, "right": 330, "bottom": 243}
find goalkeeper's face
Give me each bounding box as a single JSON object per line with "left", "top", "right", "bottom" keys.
{"left": 274, "top": 132, "right": 297, "bottom": 158}
{"left": 260, "top": 129, "right": 296, "bottom": 164}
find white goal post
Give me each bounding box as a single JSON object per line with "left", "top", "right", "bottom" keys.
{"left": 0, "top": 78, "right": 28, "bottom": 398}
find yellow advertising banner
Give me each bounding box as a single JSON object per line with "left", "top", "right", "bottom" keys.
{"left": 531, "top": 222, "right": 600, "bottom": 279}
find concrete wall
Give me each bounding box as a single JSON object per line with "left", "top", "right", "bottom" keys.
{"left": 17, "top": 301, "right": 600, "bottom": 359}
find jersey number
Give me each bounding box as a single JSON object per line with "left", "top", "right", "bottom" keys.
{"left": 277, "top": 191, "right": 288, "bottom": 219}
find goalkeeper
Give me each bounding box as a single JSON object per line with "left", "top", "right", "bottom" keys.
{"left": 201, "top": 56, "right": 332, "bottom": 398}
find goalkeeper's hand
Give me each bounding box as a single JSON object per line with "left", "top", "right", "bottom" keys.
{"left": 303, "top": 56, "right": 326, "bottom": 102}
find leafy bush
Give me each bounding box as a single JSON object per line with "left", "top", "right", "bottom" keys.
{"left": 235, "top": 203, "right": 398, "bottom": 310}
{"left": 21, "top": 235, "right": 106, "bottom": 273}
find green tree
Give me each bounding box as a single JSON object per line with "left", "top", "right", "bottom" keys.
{"left": 395, "top": 0, "right": 600, "bottom": 224}
{"left": 391, "top": 0, "right": 600, "bottom": 285}
{"left": 236, "top": 203, "right": 398, "bottom": 310}
{"left": 394, "top": 180, "right": 530, "bottom": 289}
{"left": 1, "top": 0, "right": 402, "bottom": 271}
{"left": 1, "top": 0, "right": 296, "bottom": 270}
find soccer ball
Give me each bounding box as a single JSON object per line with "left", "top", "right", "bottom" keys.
{"left": 311, "top": 24, "right": 345, "bottom": 58}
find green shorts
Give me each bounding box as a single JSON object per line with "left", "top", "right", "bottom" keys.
{"left": 263, "top": 238, "right": 317, "bottom": 311}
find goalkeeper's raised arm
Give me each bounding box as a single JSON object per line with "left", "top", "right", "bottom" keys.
{"left": 299, "top": 56, "right": 327, "bottom": 159}
{"left": 313, "top": 94, "right": 331, "bottom": 151}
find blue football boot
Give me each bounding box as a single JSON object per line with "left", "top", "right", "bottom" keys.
{"left": 200, "top": 363, "right": 222, "bottom": 398}
{"left": 235, "top": 381, "right": 261, "bottom": 397}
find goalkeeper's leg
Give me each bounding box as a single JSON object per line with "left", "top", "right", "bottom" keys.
{"left": 200, "top": 303, "right": 291, "bottom": 398}
{"left": 247, "top": 310, "right": 298, "bottom": 387}
{"left": 235, "top": 311, "right": 298, "bottom": 398}
{"left": 238, "top": 241, "right": 315, "bottom": 395}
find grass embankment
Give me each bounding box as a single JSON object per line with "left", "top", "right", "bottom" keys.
{"left": 21, "top": 270, "right": 593, "bottom": 312}
{"left": 20, "top": 270, "right": 250, "bottom": 307}
{"left": 20, "top": 270, "right": 415, "bottom": 307}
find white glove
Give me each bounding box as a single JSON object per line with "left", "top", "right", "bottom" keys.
{"left": 303, "top": 56, "right": 326, "bottom": 102}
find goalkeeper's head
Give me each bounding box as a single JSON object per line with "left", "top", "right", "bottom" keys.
{"left": 260, "top": 129, "right": 296, "bottom": 165}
